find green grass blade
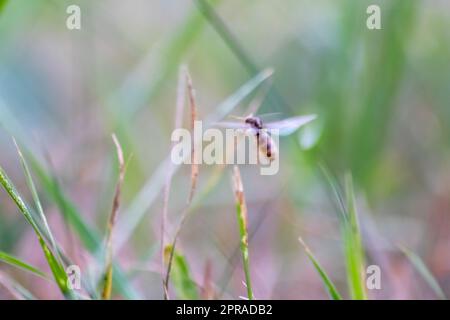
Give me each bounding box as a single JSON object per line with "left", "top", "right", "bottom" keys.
{"left": 0, "top": 250, "right": 51, "bottom": 281}
{"left": 38, "top": 236, "right": 73, "bottom": 298}
{"left": 0, "top": 165, "right": 73, "bottom": 299}
{"left": 343, "top": 173, "right": 367, "bottom": 300}
{"left": 320, "top": 167, "right": 367, "bottom": 299}
{"left": 350, "top": 1, "right": 418, "bottom": 183}
{"left": 25, "top": 151, "right": 139, "bottom": 299}
{"left": 0, "top": 167, "right": 39, "bottom": 230}
{"left": 235, "top": 202, "right": 253, "bottom": 300}
{"left": 13, "top": 139, "right": 60, "bottom": 257}
{"left": 401, "top": 247, "right": 446, "bottom": 300}
{"left": 298, "top": 237, "right": 342, "bottom": 300}
{"left": 232, "top": 166, "right": 254, "bottom": 300}
{"left": 164, "top": 245, "right": 199, "bottom": 300}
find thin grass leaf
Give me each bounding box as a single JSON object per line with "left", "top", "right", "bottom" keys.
{"left": 401, "top": 246, "right": 446, "bottom": 300}
{"left": 25, "top": 149, "right": 139, "bottom": 299}
{"left": 1, "top": 95, "right": 138, "bottom": 297}
{"left": 318, "top": 163, "right": 347, "bottom": 222}
{"left": 13, "top": 139, "right": 60, "bottom": 259}
{"left": 298, "top": 237, "right": 342, "bottom": 300}
{"left": 232, "top": 165, "right": 253, "bottom": 300}
{"left": 319, "top": 166, "right": 366, "bottom": 300}
{"left": 350, "top": 1, "right": 418, "bottom": 183}
{"left": 161, "top": 66, "right": 187, "bottom": 299}
{"left": 0, "top": 250, "right": 51, "bottom": 281}
{"left": 2, "top": 144, "right": 96, "bottom": 299}
{"left": 39, "top": 237, "right": 73, "bottom": 298}
{"left": 164, "top": 245, "right": 199, "bottom": 300}
{"left": 0, "top": 165, "right": 73, "bottom": 299}
{"left": 101, "top": 134, "right": 126, "bottom": 300}
{"left": 12, "top": 140, "right": 79, "bottom": 298}
{"left": 343, "top": 173, "right": 367, "bottom": 300}
{"left": 186, "top": 71, "right": 199, "bottom": 203}
{"left": 164, "top": 69, "right": 200, "bottom": 299}
{"left": 55, "top": 245, "right": 98, "bottom": 300}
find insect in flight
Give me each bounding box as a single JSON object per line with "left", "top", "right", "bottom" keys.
{"left": 214, "top": 112, "right": 317, "bottom": 162}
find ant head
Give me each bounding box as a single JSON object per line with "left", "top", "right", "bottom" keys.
{"left": 245, "top": 116, "right": 263, "bottom": 129}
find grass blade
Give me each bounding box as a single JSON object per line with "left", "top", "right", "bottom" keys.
{"left": 232, "top": 165, "right": 253, "bottom": 300}
{"left": 13, "top": 139, "right": 60, "bottom": 258}
{"left": 320, "top": 166, "right": 366, "bottom": 299}
{"left": 25, "top": 149, "right": 139, "bottom": 299}
{"left": 401, "top": 246, "right": 446, "bottom": 300}
{"left": 0, "top": 250, "right": 51, "bottom": 281}
{"left": 187, "top": 71, "right": 199, "bottom": 203}
{"left": 343, "top": 173, "right": 367, "bottom": 300}
{"left": 101, "top": 134, "right": 126, "bottom": 300}
{"left": 164, "top": 69, "right": 200, "bottom": 299}
{"left": 39, "top": 237, "right": 73, "bottom": 298}
{"left": 161, "top": 66, "right": 187, "bottom": 298}
{"left": 318, "top": 163, "right": 347, "bottom": 222}
{"left": 298, "top": 237, "right": 342, "bottom": 300}
{"left": 164, "top": 245, "right": 199, "bottom": 300}
{"left": 0, "top": 164, "right": 73, "bottom": 299}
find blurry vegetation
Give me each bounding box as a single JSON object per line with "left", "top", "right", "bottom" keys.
{"left": 0, "top": 0, "right": 449, "bottom": 299}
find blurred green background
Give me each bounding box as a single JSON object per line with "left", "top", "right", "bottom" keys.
{"left": 0, "top": 0, "right": 450, "bottom": 299}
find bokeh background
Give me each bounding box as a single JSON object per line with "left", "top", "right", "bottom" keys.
{"left": 1, "top": 0, "right": 450, "bottom": 299}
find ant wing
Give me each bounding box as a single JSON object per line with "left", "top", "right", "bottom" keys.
{"left": 213, "top": 121, "right": 249, "bottom": 129}
{"left": 265, "top": 114, "right": 317, "bottom": 136}
{"left": 257, "top": 112, "right": 282, "bottom": 122}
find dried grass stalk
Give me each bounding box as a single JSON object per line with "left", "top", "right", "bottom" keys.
{"left": 164, "top": 68, "right": 200, "bottom": 299}
{"left": 161, "top": 66, "right": 187, "bottom": 299}
{"left": 102, "top": 133, "right": 125, "bottom": 300}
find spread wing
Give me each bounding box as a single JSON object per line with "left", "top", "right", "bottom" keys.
{"left": 212, "top": 121, "right": 249, "bottom": 129}
{"left": 257, "top": 112, "right": 282, "bottom": 122}
{"left": 265, "top": 114, "right": 317, "bottom": 136}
